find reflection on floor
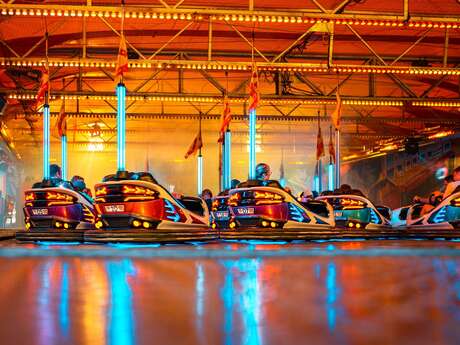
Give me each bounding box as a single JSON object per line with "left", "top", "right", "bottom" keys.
{"left": 0, "top": 240, "right": 460, "bottom": 344}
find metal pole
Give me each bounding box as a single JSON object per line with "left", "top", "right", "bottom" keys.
{"left": 328, "top": 161, "right": 334, "bottom": 191}
{"left": 314, "top": 172, "right": 320, "bottom": 193}
{"left": 61, "top": 135, "right": 67, "bottom": 180}
{"left": 116, "top": 83, "right": 126, "bottom": 171}
{"left": 335, "top": 129, "right": 340, "bottom": 187}
{"left": 208, "top": 18, "right": 213, "bottom": 61}
{"left": 249, "top": 108, "right": 256, "bottom": 179}
{"left": 224, "top": 129, "right": 232, "bottom": 189}
{"left": 197, "top": 154, "right": 203, "bottom": 196}
{"left": 318, "top": 159, "right": 323, "bottom": 192}
{"left": 43, "top": 104, "right": 50, "bottom": 179}
{"left": 443, "top": 28, "right": 449, "bottom": 67}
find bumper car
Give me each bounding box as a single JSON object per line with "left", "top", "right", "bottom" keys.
{"left": 210, "top": 195, "right": 230, "bottom": 230}
{"left": 17, "top": 180, "right": 96, "bottom": 242}
{"left": 316, "top": 194, "right": 392, "bottom": 233}
{"left": 84, "top": 171, "right": 216, "bottom": 243}
{"left": 221, "top": 180, "right": 335, "bottom": 240}
{"left": 393, "top": 192, "right": 460, "bottom": 233}
{"left": 391, "top": 206, "right": 411, "bottom": 229}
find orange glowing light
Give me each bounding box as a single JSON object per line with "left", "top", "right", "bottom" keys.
{"left": 228, "top": 193, "right": 241, "bottom": 206}
{"left": 95, "top": 186, "right": 107, "bottom": 196}
{"left": 254, "top": 191, "right": 283, "bottom": 201}
{"left": 428, "top": 130, "right": 454, "bottom": 140}
{"left": 122, "top": 185, "right": 155, "bottom": 196}
{"left": 380, "top": 144, "right": 398, "bottom": 151}
{"left": 451, "top": 198, "right": 460, "bottom": 207}
{"left": 340, "top": 198, "right": 366, "bottom": 209}
{"left": 46, "top": 191, "right": 74, "bottom": 202}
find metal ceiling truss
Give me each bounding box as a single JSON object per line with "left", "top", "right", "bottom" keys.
{"left": 19, "top": 111, "right": 460, "bottom": 125}
{"left": 2, "top": 2, "right": 460, "bottom": 27}
{"left": 6, "top": 90, "right": 460, "bottom": 109}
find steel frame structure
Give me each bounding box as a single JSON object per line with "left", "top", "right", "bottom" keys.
{"left": 1, "top": 0, "right": 460, "bottom": 155}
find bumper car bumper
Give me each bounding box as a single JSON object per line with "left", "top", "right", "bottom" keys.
{"left": 16, "top": 229, "right": 85, "bottom": 242}
{"left": 84, "top": 228, "right": 217, "bottom": 243}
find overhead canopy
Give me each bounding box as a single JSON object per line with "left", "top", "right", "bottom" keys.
{"left": 0, "top": 0, "right": 459, "bottom": 171}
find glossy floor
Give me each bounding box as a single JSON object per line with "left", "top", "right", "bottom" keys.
{"left": 1, "top": 240, "right": 460, "bottom": 344}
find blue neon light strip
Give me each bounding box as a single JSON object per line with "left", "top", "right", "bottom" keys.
{"left": 117, "top": 83, "right": 126, "bottom": 171}
{"left": 221, "top": 142, "right": 225, "bottom": 190}
{"left": 197, "top": 154, "right": 203, "bottom": 196}
{"left": 43, "top": 104, "right": 50, "bottom": 179}
{"left": 164, "top": 199, "right": 180, "bottom": 222}
{"left": 314, "top": 175, "right": 320, "bottom": 193}
{"left": 61, "top": 135, "right": 67, "bottom": 181}
{"left": 335, "top": 130, "right": 340, "bottom": 188}
{"left": 328, "top": 163, "right": 334, "bottom": 191}
{"left": 224, "top": 130, "right": 232, "bottom": 189}
{"left": 249, "top": 109, "right": 256, "bottom": 179}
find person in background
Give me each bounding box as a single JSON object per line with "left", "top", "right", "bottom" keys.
{"left": 414, "top": 168, "right": 459, "bottom": 205}
{"left": 50, "top": 164, "right": 62, "bottom": 180}
{"left": 33, "top": 164, "right": 71, "bottom": 189}
{"left": 255, "top": 163, "right": 272, "bottom": 181}
{"left": 339, "top": 184, "right": 352, "bottom": 195}
{"left": 71, "top": 175, "right": 93, "bottom": 200}
{"left": 200, "top": 188, "right": 213, "bottom": 210}
{"left": 299, "top": 188, "right": 314, "bottom": 203}
{"left": 443, "top": 167, "right": 460, "bottom": 199}
{"left": 230, "top": 179, "right": 241, "bottom": 189}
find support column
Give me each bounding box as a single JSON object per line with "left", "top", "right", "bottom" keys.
{"left": 249, "top": 108, "right": 256, "bottom": 179}
{"left": 197, "top": 154, "right": 203, "bottom": 196}
{"left": 224, "top": 129, "right": 232, "bottom": 189}
{"left": 328, "top": 161, "right": 334, "bottom": 191}
{"left": 43, "top": 103, "right": 50, "bottom": 179}
{"left": 61, "top": 135, "right": 67, "bottom": 180}
{"left": 116, "top": 83, "right": 126, "bottom": 171}
{"left": 318, "top": 159, "right": 323, "bottom": 192}
{"left": 335, "top": 129, "right": 341, "bottom": 188}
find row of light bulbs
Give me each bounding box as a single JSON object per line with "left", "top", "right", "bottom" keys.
{"left": 1, "top": 7, "right": 459, "bottom": 29}
{"left": 2, "top": 58, "right": 459, "bottom": 76}
{"left": 7, "top": 93, "right": 459, "bottom": 108}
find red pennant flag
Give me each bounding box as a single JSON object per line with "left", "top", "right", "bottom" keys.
{"left": 36, "top": 69, "right": 49, "bottom": 105}
{"left": 184, "top": 131, "right": 203, "bottom": 159}
{"left": 56, "top": 99, "right": 67, "bottom": 137}
{"left": 331, "top": 91, "right": 342, "bottom": 129}
{"left": 145, "top": 154, "right": 150, "bottom": 172}
{"left": 316, "top": 125, "right": 325, "bottom": 161}
{"left": 115, "top": 34, "right": 129, "bottom": 78}
{"left": 218, "top": 96, "right": 232, "bottom": 143}
{"left": 248, "top": 65, "right": 259, "bottom": 111}
{"left": 328, "top": 130, "right": 335, "bottom": 164}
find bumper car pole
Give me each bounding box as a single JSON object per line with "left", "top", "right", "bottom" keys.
{"left": 61, "top": 134, "right": 67, "bottom": 180}
{"left": 43, "top": 103, "right": 50, "bottom": 179}
{"left": 116, "top": 82, "right": 126, "bottom": 172}
{"left": 249, "top": 108, "right": 256, "bottom": 179}
{"left": 224, "top": 129, "right": 232, "bottom": 189}
{"left": 197, "top": 153, "right": 203, "bottom": 196}
{"left": 335, "top": 128, "right": 341, "bottom": 188}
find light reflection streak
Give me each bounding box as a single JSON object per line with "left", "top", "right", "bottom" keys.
{"left": 326, "top": 262, "right": 340, "bottom": 332}
{"left": 59, "top": 263, "right": 70, "bottom": 338}
{"left": 196, "top": 263, "right": 204, "bottom": 318}
{"left": 221, "top": 259, "right": 262, "bottom": 345}
{"left": 82, "top": 262, "right": 108, "bottom": 345}
{"left": 106, "top": 259, "right": 136, "bottom": 345}
{"left": 196, "top": 263, "right": 205, "bottom": 343}
{"left": 38, "top": 261, "right": 55, "bottom": 345}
